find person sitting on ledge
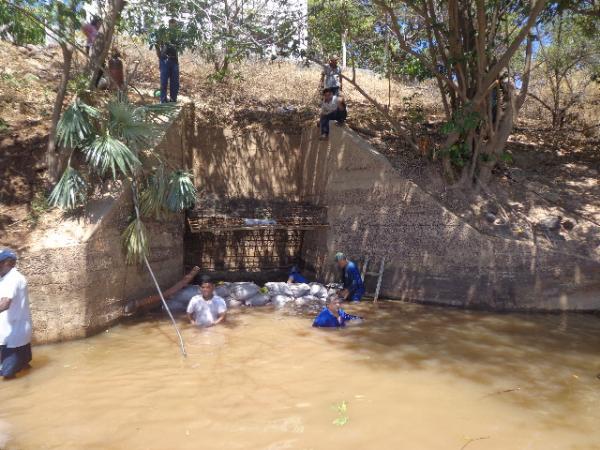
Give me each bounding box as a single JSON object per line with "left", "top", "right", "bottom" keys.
{"left": 313, "top": 294, "right": 362, "bottom": 328}
{"left": 335, "top": 252, "right": 365, "bottom": 302}
{"left": 287, "top": 265, "right": 307, "bottom": 284}
{"left": 0, "top": 249, "right": 33, "bottom": 380}
{"left": 187, "top": 275, "right": 227, "bottom": 328}
{"left": 318, "top": 87, "right": 347, "bottom": 140}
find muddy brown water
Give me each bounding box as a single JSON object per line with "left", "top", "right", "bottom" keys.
{"left": 1, "top": 302, "right": 599, "bottom": 450}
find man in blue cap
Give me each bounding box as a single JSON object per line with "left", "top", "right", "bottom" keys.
{"left": 335, "top": 252, "right": 365, "bottom": 302}
{"left": 313, "top": 294, "right": 361, "bottom": 328}
{"left": 0, "top": 249, "right": 33, "bottom": 379}
{"left": 287, "top": 265, "right": 307, "bottom": 284}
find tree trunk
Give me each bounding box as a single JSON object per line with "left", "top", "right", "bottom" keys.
{"left": 341, "top": 29, "right": 347, "bottom": 68}
{"left": 87, "top": 0, "right": 125, "bottom": 90}
{"left": 47, "top": 42, "right": 73, "bottom": 182}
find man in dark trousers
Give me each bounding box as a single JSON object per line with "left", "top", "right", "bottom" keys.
{"left": 155, "top": 18, "right": 181, "bottom": 103}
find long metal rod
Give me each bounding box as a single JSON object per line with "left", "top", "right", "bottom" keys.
{"left": 131, "top": 181, "right": 187, "bottom": 357}
{"left": 143, "top": 254, "right": 187, "bottom": 357}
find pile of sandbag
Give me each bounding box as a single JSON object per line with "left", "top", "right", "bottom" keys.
{"left": 165, "top": 281, "right": 331, "bottom": 312}
{"left": 264, "top": 282, "right": 328, "bottom": 308}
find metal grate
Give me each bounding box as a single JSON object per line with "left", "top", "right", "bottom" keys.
{"left": 187, "top": 198, "right": 328, "bottom": 232}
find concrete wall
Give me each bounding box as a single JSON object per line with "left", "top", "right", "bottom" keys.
{"left": 192, "top": 124, "right": 303, "bottom": 201}
{"left": 18, "top": 105, "right": 191, "bottom": 343}
{"left": 299, "top": 126, "right": 600, "bottom": 311}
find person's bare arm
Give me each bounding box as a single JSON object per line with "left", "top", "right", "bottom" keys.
{"left": 213, "top": 311, "right": 226, "bottom": 325}
{"left": 0, "top": 297, "right": 11, "bottom": 312}
{"left": 187, "top": 312, "right": 195, "bottom": 324}
{"left": 339, "top": 289, "right": 349, "bottom": 300}
{"left": 339, "top": 75, "right": 343, "bottom": 91}
{"left": 337, "top": 94, "right": 346, "bottom": 110}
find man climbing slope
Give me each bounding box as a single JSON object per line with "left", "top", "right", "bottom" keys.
{"left": 0, "top": 249, "right": 33, "bottom": 380}
{"left": 335, "top": 252, "right": 365, "bottom": 302}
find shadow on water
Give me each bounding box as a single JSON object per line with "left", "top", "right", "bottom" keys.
{"left": 307, "top": 301, "right": 600, "bottom": 413}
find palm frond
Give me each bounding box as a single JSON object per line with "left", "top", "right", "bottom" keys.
{"left": 108, "top": 101, "right": 157, "bottom": 151}
{"left": 139, "top": 102, "right": 180, "bottom": 120}
{"left": 165, "top": 171, "right": 197, "bottom": 212}
{"left": 48, "top": 166, "right": 87, "bottom": 210}
{"left": 56, "top": 99, "right": 100, "bottom": 149}
{"left": 122, "top": 217, "right": 149, "bottom": 265}
{"left": 140, "top": 166, "right": 169, "bottom": 219}
{"left": 83, "top": 132, "right": 141, "bottom": 179}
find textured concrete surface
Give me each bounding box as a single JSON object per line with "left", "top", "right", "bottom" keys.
{"left": 19, "top": 105, "right": 190, "bottom": 343}
{"left": 299, "top": 126, "right": 600, "bottom": 311}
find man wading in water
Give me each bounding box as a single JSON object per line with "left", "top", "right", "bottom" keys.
{"left": 187, "top": 276, "right": 227, "bottom": 327}
{"left": 313, "top": 294, "right": 361, "bottom": 328}
{"left": 335, "top": 252, "right": 365, "bottom": 302}
{"left": 0, "top": 249, "right": 33, "bottom": 380}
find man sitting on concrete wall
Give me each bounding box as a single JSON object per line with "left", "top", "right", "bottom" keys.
{"left": 187, "top": 275, "right": 227, "bottom": 327}
{"left": 335, "top": 252, "right": 365, "bottom": 302}
{"left": 0, "top": 249, "right": 33, "bottom": 380}
{"left": 318, "top": 88, "right": 347, "bottom": 140}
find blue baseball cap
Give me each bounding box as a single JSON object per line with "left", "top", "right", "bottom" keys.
{"left": 0, "top": 249, "right": 17, "bottom": 262}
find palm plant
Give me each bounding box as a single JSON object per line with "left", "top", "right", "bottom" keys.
{"left": 50, "top": 96, "right": 197, "bottom": 264}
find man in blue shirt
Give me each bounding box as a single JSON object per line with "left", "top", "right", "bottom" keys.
{"left": 313, "top": 295, "right": 361, "bottom": 328}
{"left": 335, "top": 252, "right": 365, "bottom": 302}
{"left": 287, "top": 265, "right": 307, "bottom": 284}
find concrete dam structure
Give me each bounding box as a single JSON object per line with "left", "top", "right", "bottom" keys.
{"left": 19, "top": 104, "right": 600, "bottom": 343}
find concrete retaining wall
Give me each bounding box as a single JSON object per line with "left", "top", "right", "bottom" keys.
{"left": 299, "top": 126, "right": 600, "bottom": 310}
{"left": 19, "top": 105, "right": 190, "bottom": 343}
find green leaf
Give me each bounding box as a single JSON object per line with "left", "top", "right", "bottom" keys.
{"left": 165, "top": 171, "right": 197, "bottom": 212}
{"left": 57, "top": 99, "right": 100, "bottom": 149}
{"left": 333, "top": 416, "right": 349, "bottom": 426}
{"left": 108, "top": 101, "right": 156, "bottom": 150}
{"left": 140, "top": 166, "right": 169, "bottom": 219}
{"left": 83, "top": 132, "right": 141, "bottom": 179}
{"left": 48, "top": 166, "right": 87, "bottom": 210}
{"left": 122, "top": 218, "right": 149, "bottom": 265}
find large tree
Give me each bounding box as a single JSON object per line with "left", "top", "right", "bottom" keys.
{"left": 370, "top": 0, "right": 548, "bottom": 184}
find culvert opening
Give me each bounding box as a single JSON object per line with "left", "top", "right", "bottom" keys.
{"left": 184, "top": 197, "right": 328, "bottom": 282}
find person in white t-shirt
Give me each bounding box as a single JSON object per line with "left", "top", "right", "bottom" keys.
{"left": 0, "top": 249, "right": 32, "bottom": 380}
{"left": 318, "top": 87, "right": 347, "bottom": 140}
{"left": 186, "top": 275, "right": 227, "bottom": 327}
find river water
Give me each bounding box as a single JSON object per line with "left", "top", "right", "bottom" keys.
{"left": 1, "top": 302, "right": 599, "bottom": 450}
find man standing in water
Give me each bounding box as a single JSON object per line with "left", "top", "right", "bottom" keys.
{"left": 187, "top": 276, "right": 227, "bottom": 327}
{"left": 0, "top": 249, "right": 33, "bottom": 380}
{"left": 313, "top": 294, "right": 361, "bottom": 328}
{"left": 335, "top": 252, "right": 365, "bottom": 302}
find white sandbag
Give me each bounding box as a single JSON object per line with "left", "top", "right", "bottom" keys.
{"left": 215, "top": 283, "right": 231, "bottom": 299}
{"left": 265, "top": 282, "right": 293, "bottom": 297}
{"left": 294, "top": 297, "right": 308, "bottom": 306}
{"left": 245, "top": 293, "right": 270, "bottom": 307}
{"left": 301, "top": 295, "right": 320, "bottom": 303}
{"left": 289, "top": 283, "right": 310, "bottom": 298}
{"left": 271, "top": 295, "right": 294, "bottom": 307}
{"left": 309, "top": 283, "right": 328, "bottom": 299}
{"left": 167, "top": 285, "right": 198, "bottom": 313}
{"left": 231, "top": 282, "right": 260, "bottom": 301}
{"left": 226, "top": 298, "right": 243, "bottom": 308}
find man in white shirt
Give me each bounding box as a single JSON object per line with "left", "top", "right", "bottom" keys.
{"left": 0, "top": 249, "right": 33, "bottom": 380}
{"left": 320, "top": 55, "right": 342, "bottom": 96}
{"left": 186, "top": 275, "right": 227, "bottom": 327}
{"left": 318, "top": 87, "right": 347, "bottom": 140}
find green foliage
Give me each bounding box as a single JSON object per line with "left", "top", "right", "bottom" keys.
{"left": 166, "top": 171, "right": 196, "bottom": 213}
{"left": 84, "top": 132, "right": 141, "bottom": 179}
{"left": 48, "top": 166, "right": 87, "bottom": 210}
{"left": 0, "top": 118, "right": 9, "bottom": 133}
{"left": 122, "top": 218, "right": 149, "bottom": 265}
{"left": 332, "top": 400, "right": 349, "bottom": 426}
{"left": 28, "top": 191, "right": 50, "bottom": 226}
{"left": 50, "top": 95, "right": 195, "bottom": 263}
{"left": 441, "top": 108, "right": 481, "bottom": 136}
{"left": 440, "top": 142, "right": 472, "bottom": 168}
{"left": 0, "top": 0, "right": 46, "bottom": 45}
